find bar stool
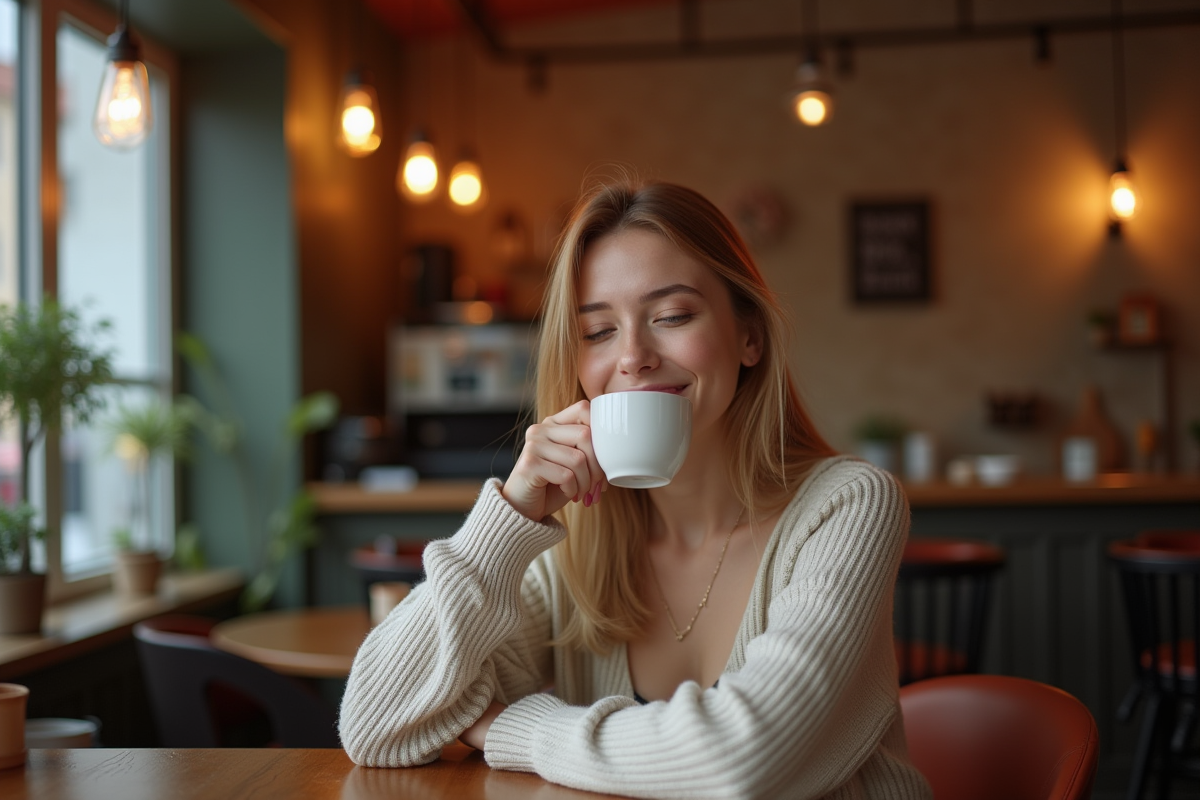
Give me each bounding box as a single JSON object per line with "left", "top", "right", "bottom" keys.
{"left": 895, "top": 538, "right": 1006, "bottom": 685}
{"left": 1109, "top": 530, "right": 1200, "bottom": 800}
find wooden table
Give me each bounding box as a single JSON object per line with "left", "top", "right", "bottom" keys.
{"left": 211, "top": 606, "right": 370, "bottom": 678}
{"left": 0, "top": 746, "right": 628, "bottom": 799}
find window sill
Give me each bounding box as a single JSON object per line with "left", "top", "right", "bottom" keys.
{"left": 0, "top": 567, "right": 244, "bottom": 680}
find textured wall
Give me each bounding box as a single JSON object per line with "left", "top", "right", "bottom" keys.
{"left": 395, "top": 0, "right": 1200, "bottom": 477}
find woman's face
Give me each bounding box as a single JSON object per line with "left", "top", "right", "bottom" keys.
{"left": 576, "top": 226, "right": 762, "bottom": 444}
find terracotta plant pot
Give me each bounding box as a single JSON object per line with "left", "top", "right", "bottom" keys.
{"left": 0, "top": 683, "right": 29, "bottom": 770}
{"left": 0, "top": 573, "right": 46, "bottom": 635}
{"left": 113, "top": 551, "right": 162, "bottom": 597}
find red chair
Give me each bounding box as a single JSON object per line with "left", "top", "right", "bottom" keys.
{"left": 895, "top": 538, "right": 1005, "bottom": 684}
{"left": 1109, "top": 531, "right": 1200, "bottom": 800}
{"left": 900, "top": 674, "right": 1098, "bottom": 800}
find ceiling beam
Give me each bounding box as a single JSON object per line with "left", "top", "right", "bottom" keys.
{"left": 449, "top": 7, "right": 1200, "bottom": 67}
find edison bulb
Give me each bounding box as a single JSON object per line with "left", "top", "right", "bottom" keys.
{"left": 449, "top": 158, "right": 485, "bottom": 210}
{"left": 94, "top": 60, "right": 152, "bottom": 150}
{"left": 399, "top": 139, "right": 439, "bottom": 201}
{"left": 793, "top": 89, "right": 833, "bottom": 127}
{"left": 338, "top": 81, "right": 382, "bottom": 156}
{"left": 1109, "top": 170, "right": 1139, "bottom": 221}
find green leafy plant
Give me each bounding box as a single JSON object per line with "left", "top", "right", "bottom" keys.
{"left": 107, "top": 398, "right": 194, "bottom": 553}
{"left": 0, "top": 299, "right": 113, "bottom": 574}
{"left": 853, "top": 415, "right": 908, "bottom": 443}
{"left": 0, "top": 502, "right": 44, "bottom": 576}
{"left": 177, "top": 332, "right": 338, "bottom": 611}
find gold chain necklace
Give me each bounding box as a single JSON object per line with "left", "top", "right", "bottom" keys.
{"left": 648, "top": 510, "right": 744, "bottom": 643}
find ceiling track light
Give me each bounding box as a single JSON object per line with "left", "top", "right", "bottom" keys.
{"left": 93, "top": 0, "right": 151, "bottom": 150}
{"left": 791, "top": 51, "right": 834, "bottom": 127}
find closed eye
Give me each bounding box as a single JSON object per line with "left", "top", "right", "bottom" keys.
{"left": 582, "top": 327, "right": 615, "bottom": 342}
{"left": 655, "top": 313, "right": 694, "bottom": 326}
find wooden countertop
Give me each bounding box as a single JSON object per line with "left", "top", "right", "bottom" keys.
{"left": 0, "top": 568, "right": 243, "bottom": 680}
{"left": 903, "top": 473, "right": 1200, "bottom": 507}
{"left": 309, "top": 480, "right": 483, "bottom": 513}
{"left": 1, "top": 745, "right": 629, "bottom": 800}
{"left": 311, "top": 473, "right": 1200, "bottom": 514}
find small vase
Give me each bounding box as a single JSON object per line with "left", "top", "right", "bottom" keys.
{"left": 113, "top": 551, "right": 162, "bottom": 597}
{"left": 0, "top": 683, "right": 29, "bottom": 770}
{"left": 0, "top": 573, "right": 46, "bottom": 635}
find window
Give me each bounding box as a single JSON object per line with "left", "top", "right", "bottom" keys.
{"left": 0, "top": 0, "right": 17, "bottom": 510}
{"left": 6, "top": 0, "right": 178, "bottom": 599}
{"left": 55, "top": 20, "right": 173, "bottom": 580}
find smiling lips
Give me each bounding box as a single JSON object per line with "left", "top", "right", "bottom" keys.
{"left": 621, "top": 384, "right": 688, "bottom": 394}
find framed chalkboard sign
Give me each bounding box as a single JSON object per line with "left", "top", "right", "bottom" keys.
{"left": 849, "top": 200, "right": 932, "bottom": 303}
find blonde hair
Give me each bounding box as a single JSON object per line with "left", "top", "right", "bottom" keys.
{"left": 536, "top": 179, "right": 836, "bottom": 654}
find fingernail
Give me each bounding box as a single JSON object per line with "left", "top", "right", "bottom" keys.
{"left": 583, "top": 493, "right": 592, "bottom": 508}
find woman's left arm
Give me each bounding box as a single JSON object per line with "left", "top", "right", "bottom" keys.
{"left": 483, "top": 465, "right": 916, "bottom": 800}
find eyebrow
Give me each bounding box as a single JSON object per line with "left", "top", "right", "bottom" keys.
{"left": 577, "top": 284, "right": 701, "bottom": 314}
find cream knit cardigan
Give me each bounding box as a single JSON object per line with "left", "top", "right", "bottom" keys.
{"left": 340, "top": 456, "right": 932, "bottom": 800}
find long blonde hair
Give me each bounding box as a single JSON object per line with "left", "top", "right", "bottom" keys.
{"left": 537, "top": 179, "right": 835, "bottom": 654}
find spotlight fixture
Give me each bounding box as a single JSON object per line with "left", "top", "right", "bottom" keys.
{"left": 93, "top": 0, "right": 151, "bottom": 150}
{"left": 398, "top": 131, "right": 438, "bottom": 202}
{"left": 791, "top": 55, "right": 834, "bottom": 127}
{"left": 338, "top": 69, "right": 382, "bottom": 156}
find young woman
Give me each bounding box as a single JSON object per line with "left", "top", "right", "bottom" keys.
{"left": 340, "top": 180, "right": 931, "bottom": 800}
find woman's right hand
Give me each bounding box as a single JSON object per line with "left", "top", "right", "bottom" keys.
{"left": 502, "top": 399, "right": 607, "bottom": 521}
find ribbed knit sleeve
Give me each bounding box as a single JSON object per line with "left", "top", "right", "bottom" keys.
{"left": 483, "top": 463, "right": 927, "bottom": 800}
{"left": 338, "top": 478, "right": 565, "bottom": 767}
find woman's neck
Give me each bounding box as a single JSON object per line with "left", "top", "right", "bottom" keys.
{"left": 646, "top": 427, "right": 744, "bottom": 550}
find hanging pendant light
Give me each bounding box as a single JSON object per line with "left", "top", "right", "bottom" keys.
{"left": 791, "top": 55, "right": 834, "bottom": 127}
{"left": 338, "top": 69, "right": 382, "bottom": 156}
{"left": 398, "top": 130, "right": 438, "bottom": 202}
{"left": 448, "top": 151, "right": 486, "bottom": 211}
{"left": 93, "top": 0, "right": 151, "bottom": 150}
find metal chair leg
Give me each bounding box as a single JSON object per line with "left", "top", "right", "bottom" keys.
{"left": 1128, "top": 691, "right": 1163, "bottom": 800}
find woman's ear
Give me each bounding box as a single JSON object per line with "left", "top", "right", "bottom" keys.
{"left": 740, "top": 320, "right": 764, "bottom": 368}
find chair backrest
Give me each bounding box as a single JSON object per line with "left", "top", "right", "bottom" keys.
{"left": 1108, "top": 533, "right": 1200, "bottom": 693}
{"left": 134, "top": 615, "right": 339, "bottom": 748}
{"left": 900, "top": 674, "right": 1099, "bottom": 800}
{"left": 895, "top": 538, "right": 1005, "bottom": 684}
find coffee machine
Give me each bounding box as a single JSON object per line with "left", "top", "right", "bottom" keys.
{"left": 388, "top": 322, "right": 536, "bottom": 479}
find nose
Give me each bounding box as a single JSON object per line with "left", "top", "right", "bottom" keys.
{"left": 617, "top": 328, "right": 659, "bottom": 375}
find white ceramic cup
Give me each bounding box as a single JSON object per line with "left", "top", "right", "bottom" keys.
{"left": 590, "top": 391, "right": 692, "bottom": 489}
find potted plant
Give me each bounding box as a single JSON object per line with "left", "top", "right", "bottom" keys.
{"left": 853, "top": 415, "right": 908, "bottom": 475}
{"left": 0, "top": 503, "right": 45, "bottom": 634}
{"left": 107, "top": 399, "right": 192, "bottom": 596}
{"left": 1085, "top": 309, "right": 1116, "bottom": 348}
{"left": 0, "top": 299, "right": 113, "bottom": 633}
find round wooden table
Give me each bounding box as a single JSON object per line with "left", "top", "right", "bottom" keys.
{"left": 211, "top": 606, "right": 370, "bottom": 678}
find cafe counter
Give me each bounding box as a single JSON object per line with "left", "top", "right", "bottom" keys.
{"left": 309, "top": 472, "right": 1200, "bottom": 514}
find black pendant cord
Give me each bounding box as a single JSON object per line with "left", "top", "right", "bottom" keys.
{"left": 801, "top": 0, "right": 820, "bottom": 61}
{"left": 120, "top": 0, "right": 129, "bottom": 28}
{"left": 1111, "top": 0, "right": 1127, "bottom": 165}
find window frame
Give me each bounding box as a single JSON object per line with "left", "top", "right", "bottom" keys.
{"left": 22, "top": 0, "right": 180, "bottom": 603}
